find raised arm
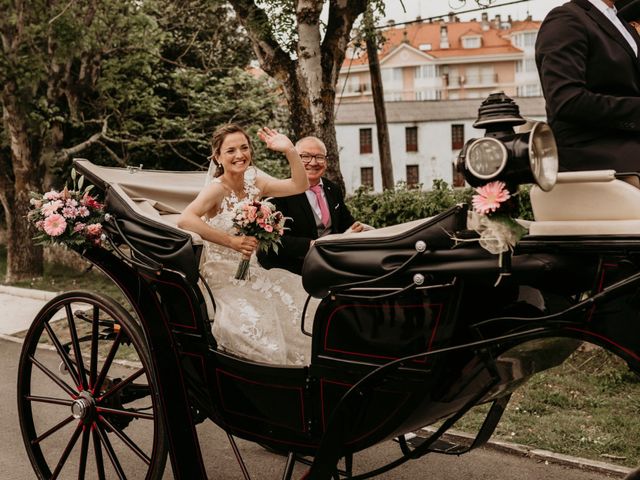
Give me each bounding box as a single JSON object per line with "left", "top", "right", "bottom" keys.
{"left": 177, "top": 184, "right": 257, "bottom": 258}
{"left": 256, "top": 127, "right": 309, "bottom": 197}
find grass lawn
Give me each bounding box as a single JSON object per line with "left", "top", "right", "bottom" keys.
{"left": 2, "top": 244, "right": 639, "bottom": 468}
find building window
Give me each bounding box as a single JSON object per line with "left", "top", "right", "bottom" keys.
{"left": 452, "top": 165, "right": 466, "bottom": 188}
{"left": 462, "top": 36, "right": 482, "bottom": 49}
{"left": 415, "top": 64, "right": 436, "bottom": 79}
{"left": 513, "top": 31, "right": 537, "bottom": 48}
{"left": 516, "top": 58, "right": 537, "bottom": 73}
{"left": 360, "top": 128, "right": 373, "bottom": 154}
{"left": 451, "top": 124, "right": 465, "bottom": 150}
{"left": 361, "top": 167, "right": 374, "bottom": 188}
{"left": 406, "top": 165, "right": 420, "bottom": 188}
{"left": 406, "top": 127, "right": 418, "bottom": 152}
{"left": 517, "top": 84, "right": 542, "bottom": 97}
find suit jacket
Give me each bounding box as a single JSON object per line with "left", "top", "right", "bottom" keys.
{"left": 257, "top": 178, "right": 355, "bottom": 275}
{"left": 535, "top": 0, "right": 640, "bottom": 172}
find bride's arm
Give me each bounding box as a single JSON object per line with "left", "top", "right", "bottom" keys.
{"left": 256, "top": 127, "right": 309, "bottom": 197}
{"left": 177, "top": 184, "right": 258, "bottom": 257}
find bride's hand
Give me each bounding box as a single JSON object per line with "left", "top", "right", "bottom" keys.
{"left": 230, "top": 235, "right": 258, "bottom": 257}
{"left": 257, "top": 127, "right": 294, "bottom": 153}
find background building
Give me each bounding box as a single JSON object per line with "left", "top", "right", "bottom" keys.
{"left": 334, "top": 13, "right": 545, "bottom": 193}
{"left": 335, "top": 97, "right": 546, "bottom": 194}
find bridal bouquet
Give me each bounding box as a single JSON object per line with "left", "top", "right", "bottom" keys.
{"left": 28, "top": 169, "right": 105, "bottom": 248}
{"left": 232, "top": 198, "right": 287, "bottom": 280}
{"left": 469, "top": 180, "right": 527, "bottom": 255}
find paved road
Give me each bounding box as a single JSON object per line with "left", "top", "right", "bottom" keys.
{"left": 1, "top": 337, "right": 626, "bottom": 480}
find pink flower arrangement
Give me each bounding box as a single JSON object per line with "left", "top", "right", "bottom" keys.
{"left": 232, "top": 198, "right": 288, "bottom": 280}
{"left": 28, "top": 169, "right": 105, "bottom": 248}
{"left": 472, "top": 181, "right": 511, "bottom": 215}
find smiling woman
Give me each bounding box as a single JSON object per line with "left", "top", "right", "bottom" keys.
{"left": 176, "top": 123, "right": 314, "bottom": 365}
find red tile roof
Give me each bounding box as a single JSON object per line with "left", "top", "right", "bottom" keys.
{"left": 345, "top": 19, "right": 541, "bottom": 66}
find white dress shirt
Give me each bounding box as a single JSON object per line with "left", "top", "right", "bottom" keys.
{"left": 588, "top": 0, "right": 638, "bottom": 56}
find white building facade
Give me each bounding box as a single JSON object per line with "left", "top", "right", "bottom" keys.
{"left": 335, "top": 97, "right": 546, "bottom": 194}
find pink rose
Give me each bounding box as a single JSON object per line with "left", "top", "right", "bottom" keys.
{"left": 43, "top": 214, "right": 67, "bottom": 236}
{"left": 245, "top": 205, "right": 257, "bottom": 222}
{"left": 264, "top": 224, "right": 273, "bottom": 233}
{"left": 85, "top": 223, "right": 102, "bottom": 237}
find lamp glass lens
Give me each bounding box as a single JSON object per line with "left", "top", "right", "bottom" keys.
{"left": 466, "top": 138, "right": 507, "bottom": 179}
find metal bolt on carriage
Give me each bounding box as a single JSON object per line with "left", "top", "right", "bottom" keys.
{"left": 17, "top": 93, "right": 640, "bottom": 479}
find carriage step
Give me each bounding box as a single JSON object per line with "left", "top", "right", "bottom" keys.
{"left": 405, "top": 434, "right": 470, "bottom": 455}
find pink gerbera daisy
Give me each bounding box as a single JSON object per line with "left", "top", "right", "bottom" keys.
{"left": 472, "top": 181, "right": 511, "bottom": 215}
{"left": 43, "top": 214, "right": 67, "bottom": 236}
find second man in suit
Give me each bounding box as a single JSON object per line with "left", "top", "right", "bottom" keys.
{"left": 535, "top": 0, "right": 640, "bottom": 173}
{"left": 258, "top": 136, "right": 364, "bottom": 275}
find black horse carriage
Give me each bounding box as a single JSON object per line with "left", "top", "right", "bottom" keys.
{"left": 17, "top": 94, "right": 640, "bottom": 479}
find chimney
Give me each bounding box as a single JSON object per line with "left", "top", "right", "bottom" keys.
{"left": 387, "top": 19, "right": 395, "bottom": 27}
{"left": 493, "top": 14, "right": 501, "bottom": 28}
{"left": 402, "top": 30, "right": 409, "bottom": 44}
{"left": 440, "top": 25, "right": 449, "bottom": 49}
{"left": 448, "top": 11, "right": 455, "bottom": 23}
{"left": 481, "top": 11, "right": 490, "bottom": 31}
{"left": 416, "top": 15, "right": 421, "bottom": 22}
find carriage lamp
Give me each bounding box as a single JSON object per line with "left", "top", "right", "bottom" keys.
{"left": 457, "top": 91, "right": 558, "bottom": 191}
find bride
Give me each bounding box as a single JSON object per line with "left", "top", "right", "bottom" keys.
{"left": 177, "top": 124, "right": 314, "bottom": 366}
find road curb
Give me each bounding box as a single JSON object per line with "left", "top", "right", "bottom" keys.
{"left": 419, "top": 427, "right": 632, "bottom": 478}
{"left": 0, "top": 285, "right": 59, "bottom": 301}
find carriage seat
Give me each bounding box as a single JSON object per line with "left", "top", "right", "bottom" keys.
{"left": 529, "top": 170, "right": 640, "bottom": 236}
{"left": 302, "top": 205, "right": 468, "bottom": 297}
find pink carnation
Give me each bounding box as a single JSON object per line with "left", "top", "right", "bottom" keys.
{"left": 73, "top": 222, "right": 86, "bottom": 233}
{"left": 472, "top": 181, "right": 511, "bottom": 215}
{"left": 42, "top": 200, "right": 64, "bottom": 217}
{"left": 77, "top": 206, "right": 90, "bottom": 217}
{"left": 62, "top": 206, "right": 78, "bottom": 218}
{"left": 43, "top": 214, "right": 67, "bottom": 236}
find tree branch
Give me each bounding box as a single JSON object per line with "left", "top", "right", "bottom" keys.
{"left": 227, "top": 0, "right": 294, "bottom": 81}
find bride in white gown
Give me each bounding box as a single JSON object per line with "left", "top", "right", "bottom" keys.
{"left": 178, "top": 124, "right": 314, "bottom": 366}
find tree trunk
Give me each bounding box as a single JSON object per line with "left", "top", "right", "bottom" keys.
{"left": 2, "top": 87, "right": 44, "bottom": 282}
{"left": 366, "top": 28, "right": 394, "bottom": 190}
{"left": 228, "top": 0, "right": 368, "bottom": 194}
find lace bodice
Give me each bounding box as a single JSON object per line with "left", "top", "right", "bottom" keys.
{"left": 206, "top": 167, "right": 261, "bottom": 235}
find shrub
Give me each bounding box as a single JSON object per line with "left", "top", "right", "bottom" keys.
{"left": 346, "top": 180, "right": 533, "bottom": 228}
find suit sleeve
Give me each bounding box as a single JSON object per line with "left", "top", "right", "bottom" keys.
{"left": 257, "top": 196, "right": 313, "bottom": 270}
{"left": 536, "top": 7, "right": 640, "bottom": 132}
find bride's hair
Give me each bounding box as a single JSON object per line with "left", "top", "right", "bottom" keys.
{"left": 210, "top": 123, "right": 254, "bottom": 177}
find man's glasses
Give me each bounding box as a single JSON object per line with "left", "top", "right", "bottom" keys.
{"left": 300, "top": 154, "right": 328, "bottom": 165}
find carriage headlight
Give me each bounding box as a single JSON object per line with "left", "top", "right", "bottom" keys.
{"left": 528, "top": 122, "right": 558, "bottom": 192}
{"left": 465, "top": 137, "right": 508, "bottom": 180}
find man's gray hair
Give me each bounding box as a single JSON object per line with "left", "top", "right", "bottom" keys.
{"left": 295, "top": 136, "right": 327, "bottom": 153}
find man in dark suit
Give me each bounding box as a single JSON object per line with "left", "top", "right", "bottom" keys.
{"left": 535, "top": 0, "right": 640, "bottom": 173}
{"left": 258, "top": 136, "right": 364, "bottom": 274}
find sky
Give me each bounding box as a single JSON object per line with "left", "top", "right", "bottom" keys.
{"left": 381, "top": 0, "right": 567, "bottom": 24}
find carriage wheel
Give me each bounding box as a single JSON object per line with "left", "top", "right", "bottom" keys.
{"left": 17, "top": 291, "right": 168, "bottom": 479}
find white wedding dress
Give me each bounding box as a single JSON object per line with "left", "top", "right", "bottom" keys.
{"left": 200, "top": 167, "right": 314, "bottom": 366}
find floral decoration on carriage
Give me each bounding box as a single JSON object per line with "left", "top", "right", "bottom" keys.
{"left": 27, "top": 168, "right": 106, "bottom": 248}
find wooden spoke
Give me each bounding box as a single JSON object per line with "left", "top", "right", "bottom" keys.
{"left": 99, "top": 368, "right": 145, "bottom": 402}
{"left": 92, "top": 425, "right": 107, "bottom": 480}
{"left": 78, "top": 426, "right": 91, "bottom": 480}
{"left": 93, "top": 329, "right": 123, "bottom": 395}
{"left": 44, "top": 321, "right": 81, "bottom": 388}
{"left": 32, "top": 416, "right": 75, "bottom": 446}
{"left": 66, "top": 304, "right": 88, "bottom": 391}
{"left": 50, "top": 422, "right": 83, "bottom": 479}
{"left": 95, "top": 406, "right": 154, "bottom": 420}
{"left": 89, "top": 305, "right": 100, "bottom": 391}
{"left": 29, "top": 355, "right": 78, "bottom": 398}
{"left": 98, "top": 414, "right": 151, "bottom": 465}
{"left": 26, "top": 395, "right": 74, "bottom": 407}
{"left": 95, "top": 421, "right": 127, "bottom": 480}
